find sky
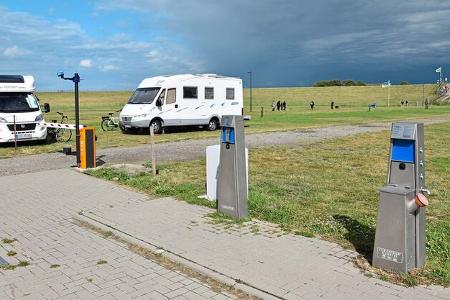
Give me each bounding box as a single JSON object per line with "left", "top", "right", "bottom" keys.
{"left": 0, "top": 0, "right": 449, "bottom": 90}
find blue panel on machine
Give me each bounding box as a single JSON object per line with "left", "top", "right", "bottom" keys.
{"left": 391, "top": 139, "right": 415, "bottom": 162}
{"left": 221, "top": 128, "right": 235, "bottom": 144}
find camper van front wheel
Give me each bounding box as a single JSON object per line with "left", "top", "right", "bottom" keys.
{"left": 208, "top": 117, "right": 219, "bottom": 131}
{"left": 150, "top": 119, "right": 162, "bottom": 134}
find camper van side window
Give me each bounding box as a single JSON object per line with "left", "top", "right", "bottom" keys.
{"left": 205, "top": 87, "right": 214, "bottom": 100}
{"left": 226, "top": 88, "right": 235, "bottom": 100}
{"left": 166, "top": 88, "right": 176, "bottom": 104}
{"left": 183, "top": 87, "right": 197, "bottom": 99}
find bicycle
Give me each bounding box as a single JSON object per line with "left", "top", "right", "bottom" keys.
{"left": 101, "top": 110, "right": 121, "bottom": 131}
{"left": 47, "top": 112, "right": 72, "bottom": 142}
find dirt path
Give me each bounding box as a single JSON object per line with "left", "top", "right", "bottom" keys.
{"left": 1, "top": 116, "right": 449, "bottom": 176}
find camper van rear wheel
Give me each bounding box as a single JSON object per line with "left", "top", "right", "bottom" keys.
{"left": 150, "top": 119, "right": 162, "bottom": 134}
{"left": 208, "top": 117, "right": 219, "bottom": 131}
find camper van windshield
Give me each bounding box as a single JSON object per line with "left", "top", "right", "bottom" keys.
{"left": 0, "top": 93, "right": 39, "bottom": 113}
{"left": 128, "top": 87, "right": 161, "bottom": 104}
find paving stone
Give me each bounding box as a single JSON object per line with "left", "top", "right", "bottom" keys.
{"left": 0, "top": 170, "right": 238, "bottom": 300}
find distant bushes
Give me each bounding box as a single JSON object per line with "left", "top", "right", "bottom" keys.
{"left": 313, "top": 79, "right": 366, "bottom": 87}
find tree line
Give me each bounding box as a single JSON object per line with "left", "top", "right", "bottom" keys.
{"left": 313, "top": 79, "right": 366, "bottom": 87}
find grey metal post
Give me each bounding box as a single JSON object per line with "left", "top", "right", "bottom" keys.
{"left": 373, "top": 122, "right": 428, "bottom": 273}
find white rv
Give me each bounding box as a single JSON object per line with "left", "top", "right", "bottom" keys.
{"left": 119, "top": 74, "right": 243, "bottom": 133}
{"left": 0, "top": 75, "right": 50, "bottom": 143}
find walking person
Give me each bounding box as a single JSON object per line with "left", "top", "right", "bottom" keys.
{"left": 271, "top": 100, "right": 276, "bottom": 111}
{"left": 310, "top": 100, "right": 315, "bottom": 110}
{"left": 331, "top": 101, "right": 334, "bottom": 109}
{"left": 276, "top": 100, "right": 281, "bottom": 111}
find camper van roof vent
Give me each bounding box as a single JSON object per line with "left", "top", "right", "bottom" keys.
{"left": 199, "top": 74, "right": 224, "bottom": 78}
{"left": 0, "top": 75, "right": 25, "bottom": 83}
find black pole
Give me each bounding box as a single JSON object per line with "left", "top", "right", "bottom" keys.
{"left": 249, "top": 71, "right": 253, "bottom": 112}
{"left": 74, "top": 73, "right": 81, "bottom": 167}
{"left": 57, "top": 72, "right": 81, "bottom": 167}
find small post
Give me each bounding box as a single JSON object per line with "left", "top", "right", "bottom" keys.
{"left": 260, "top": 106, "right": 263, "bottom": 118}
{"left": 13, "top": 115, "right": 17, "bottom": 151}
{"left": 150, "top": 125, "right": 157, "bottom": 176}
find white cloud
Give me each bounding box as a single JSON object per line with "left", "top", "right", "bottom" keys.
{"left": 3, "top": 45, "right": 31, "bottom": 58}
{"left": 79, "top": 59, "right": 93, "bottom": 68}
{"left": 100, "top": 64, "right": 119, "bottom": 72}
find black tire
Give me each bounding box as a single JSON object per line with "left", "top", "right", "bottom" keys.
{"left": 56, "top": 128, "right": 72, "bottom": 142}
{"left": 208, "top": 117, "right": 219, "bottom": 131}
{"left": 101, "top": 119, "right": 114, "bottom": 131}
{"left": 150, "top": 119, "right": 162, "bottom": 134}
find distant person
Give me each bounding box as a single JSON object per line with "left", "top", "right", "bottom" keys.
{"left": 401, "top": 101, "right": 404, "bottom": 106}
{"left": 282, "top": 101, "right": 286, "bottom": 111}
{"left": 405, "top": 100, "right": 409, "bottom": 107}
{"left": 425, "top": 97, "right": 429, "bottom": 109}
{"left": 271, "top": 101, "right": 276, "bottom": 111}
{"left": 276, "top": 100, "right": 281, "bottom": 111}
{"left": 310, "top": 101, "right": 315, "bottom": 110}
{"left": 331, "top": 101, "right": 335, "bottom": 109}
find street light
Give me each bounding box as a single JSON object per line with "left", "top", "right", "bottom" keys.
{"left": 247, "top": 71, "right": 253, "bottom": 112}
{"left": 57, "top": 72, "right": 81, "bottom": 167}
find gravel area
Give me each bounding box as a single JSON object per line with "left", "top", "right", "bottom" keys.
{"left": 1, "top": 116, "right": 449, "bottom": 176}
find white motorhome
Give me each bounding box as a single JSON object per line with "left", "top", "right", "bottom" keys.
{"left": 0, "top": 75, "right": 50, "bottom": 143}
{"left": 119, "top": 74, "right": 243, "bottom": 133}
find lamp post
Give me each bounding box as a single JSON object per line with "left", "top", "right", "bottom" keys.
{"left": 247, "top": 71, "right": 253, "bottom": 112}
{"left": 57, "top": 72, "right": 81, "bottom": 167}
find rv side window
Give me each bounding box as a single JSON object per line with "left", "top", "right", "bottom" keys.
{"left": 166, "top": 88, "right": 176, "bottom": 104}
{"left": 183, "top": 86, "right": 197, "bottom": 99}
{"left": 205, "top": 87, "right": 214, "bottom": 100}
{"left": 226, "top": 88, "right": 235, "bottom": 100}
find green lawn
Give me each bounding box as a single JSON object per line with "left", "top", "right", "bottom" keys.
{"left": 89, "top": 121, "right": 450, "bottom": 286}
{"left": 0, "top": 84, "right": 448, "bottom": 158}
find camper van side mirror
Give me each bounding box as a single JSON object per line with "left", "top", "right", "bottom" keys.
{"left": 43, "top": 103, "right": 51, "bottom": 113}
{"left": 156, "top": 99, "right": 162, "bottom": 107}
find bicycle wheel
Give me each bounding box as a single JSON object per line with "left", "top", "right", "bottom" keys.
{"left": 56, "top": 128, "right": 72, "bottom": 142}
{"left": 101, "top": 119, "right": 115, "bottom": 131}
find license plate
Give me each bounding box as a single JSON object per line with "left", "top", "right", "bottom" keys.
{"left": 15, "top": 134, "right": 32, "bottom": 140}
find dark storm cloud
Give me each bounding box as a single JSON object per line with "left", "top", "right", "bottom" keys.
{"left": 100, "top": 0, "right": 450, "bottom": 86}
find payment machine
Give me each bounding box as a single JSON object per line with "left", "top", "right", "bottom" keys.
{"left": 216, "top": 115, "right": 248, "bottom": 218}
{"left": 373, "top": 122, "right": 429, "bottom": 273}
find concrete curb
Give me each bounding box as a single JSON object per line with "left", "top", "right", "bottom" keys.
{"left": 75, "top": 213, "right": 282, "bottom": 300}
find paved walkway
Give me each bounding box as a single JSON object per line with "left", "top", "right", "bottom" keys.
{"left": 1, "top": 169, "right": 449, "bottom": 299}
{"left": 2, "top": 115, "right": 450, "bottom": 176}
{"left": 0, "top": 169, "right": 240, "bottom": 299}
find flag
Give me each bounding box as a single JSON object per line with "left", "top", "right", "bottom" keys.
{"left": 381, "top": 80, "right": 391, "bottom": 88}
{"left": 436, "top": 67, "right": 442, "bottom": 73}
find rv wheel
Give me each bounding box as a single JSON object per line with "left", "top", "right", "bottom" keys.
{"left": 150, "top": 119, "right": 162, "bottom": 134}
{"left": 208, "top": 118, "right": 219, "bottom": 131}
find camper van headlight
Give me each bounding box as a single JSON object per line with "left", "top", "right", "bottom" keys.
{"left": 35, "top": 114, "right": 44, "bottom": 122}
{"left": 0, "top": 117, "right": 7, "bottom": 123}
{"left": 136, "top": 114, "right": 147, "bottom": 118}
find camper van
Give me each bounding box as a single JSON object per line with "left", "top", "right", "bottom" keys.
{"left": 119, "top": 74, "right": 243, "bottom": 133}
{"left": 0, "top": 75, "right": 50, "bottom": 143}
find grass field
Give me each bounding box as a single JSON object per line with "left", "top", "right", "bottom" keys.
{"left": 0, "top": 84, "right": 449, "bottom": 158}
{"left": 89, "top": 121, "right": 450, "bottom": 287}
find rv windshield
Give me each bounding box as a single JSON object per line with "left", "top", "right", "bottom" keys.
{"left": 0, "top": 93, "right": 40, "bottom": 113}
{"left": 128, "top": 87, "right": 161, "bottom": 104}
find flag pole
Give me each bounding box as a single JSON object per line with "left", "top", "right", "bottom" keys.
{"left": 388, "top": 84, "right": 390, "bottom": 107}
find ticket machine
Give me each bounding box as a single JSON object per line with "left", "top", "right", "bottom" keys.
{"left": 216, "top": 115, "right": 248, "bottom": 218}
{"left": 372, "top": 122, "right": 429, "bottom": 273}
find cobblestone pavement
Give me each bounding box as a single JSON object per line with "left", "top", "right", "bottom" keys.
{"left": 1, "top": 115, "right": 450, "bottom": 176}
{"left": 85, "top": 196, "right": 450, "bottom": 300}
{"left": 0, "top": 170, "right": 239, "bottom": 299}
{"left": 1, "top": 169, "right": 446, "bottom": 299}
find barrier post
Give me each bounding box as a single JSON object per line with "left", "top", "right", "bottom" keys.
{"left": 150, "top": 126, "right": 157, "bottom": 176}
{"left": 13, "top": 115, "right": 17, "bottom": 152}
